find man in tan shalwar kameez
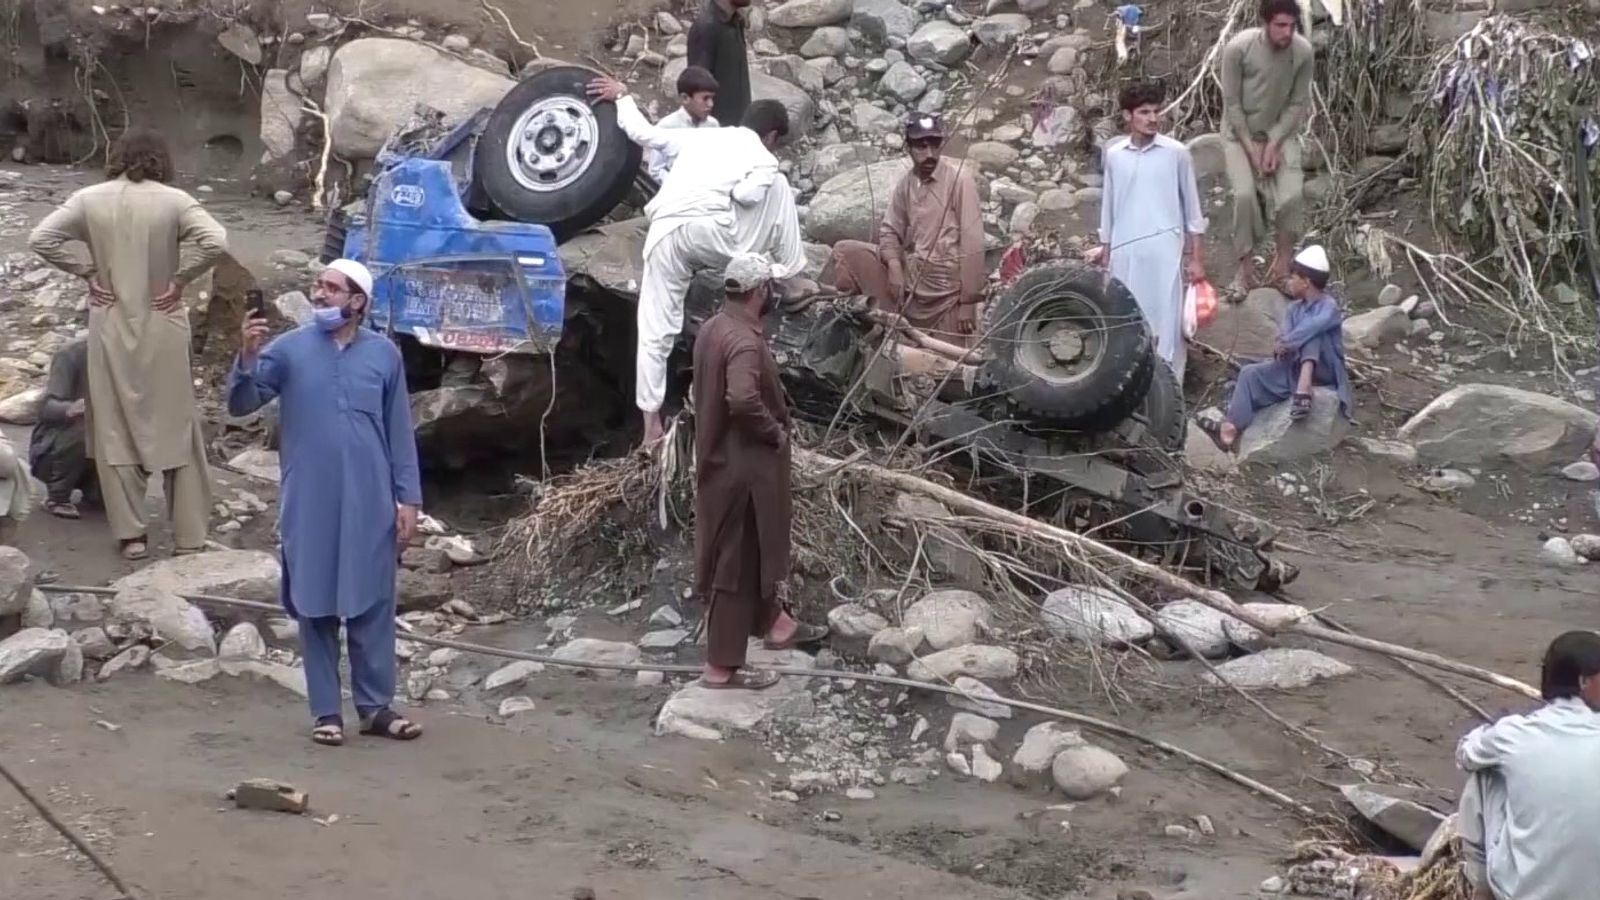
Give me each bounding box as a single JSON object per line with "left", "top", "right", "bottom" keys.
{"left": 828, "top": 113, "right": 987, "bottom": 348}
{"left": 692, "top": 253, "right": 828, "bottom": 690}
{"left": 29, "top": 128, "right": 228, "bottom": 560}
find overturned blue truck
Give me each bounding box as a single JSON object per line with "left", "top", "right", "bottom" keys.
{"left": 319, "top": 64, "right": 1295, "bottom": 591}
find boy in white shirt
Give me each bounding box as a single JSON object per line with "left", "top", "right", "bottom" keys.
{"left": 646, "top": 65, "right": 720, "bottom": 183}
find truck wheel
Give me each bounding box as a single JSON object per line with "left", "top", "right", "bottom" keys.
{"left": 1137, "top": 359, "right": 1186, "bottom": 452}
{"left": 475, "top": 65, "right": 642, "bottom": 240}
{"left": 979, "top": 262, "right": 1154, "bottom": 431}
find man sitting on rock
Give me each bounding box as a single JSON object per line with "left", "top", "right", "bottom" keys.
{"left": 1455, "top": 630, "right": 1600, "bottom": 900}
{"left": 827, "top": 113, "right": 987, "bottom": 348}
{"left": 586, "top": 75, "right": 809, "bottom": 446}
{"left": 1199, "top": 244, "right": 1350, "bottom": 452}
{"left": 28, "top": 336, "right": 98, "bottom": 519}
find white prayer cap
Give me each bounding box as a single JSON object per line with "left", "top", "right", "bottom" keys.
{"left": 723, "top": 252, "right": 774, "bottom": 293}
{"left": 1292, "top": 244, "right": 1330, "bottom": 274}
{"left": 325, "top": 258, "right": 375, "bottom": 297}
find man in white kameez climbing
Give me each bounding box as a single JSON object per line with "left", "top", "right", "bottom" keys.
{"left": 1097, "top": 79, "right": 1207, "bottom": 384}
{"left": 587, "top": 74, "right": 808, "bottom": 445}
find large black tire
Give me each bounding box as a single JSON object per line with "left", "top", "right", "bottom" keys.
{"left": 474, "top": 66, "right": 642, "bottom": 240}
{"left": 1136, "top": 359, "right": 1186, "bottom": 452}
{"left": 979, "top": 262, "right": 1154, "bottom": 431}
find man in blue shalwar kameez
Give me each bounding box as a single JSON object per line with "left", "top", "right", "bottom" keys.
{"left": 228, "top": 258, "right": 424, "bottom": 746}
{"left": 1201, "top": 244, "right": 1353, "bottom": 452}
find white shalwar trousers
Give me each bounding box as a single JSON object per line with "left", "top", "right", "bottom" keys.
{"left": 634, "top": 176, "right": 806, "bottom": 413}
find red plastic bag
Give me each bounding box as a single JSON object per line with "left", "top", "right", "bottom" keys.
{"left": 1183, "top": 279, "right": 1218, "bottom": 338}
{"left": 997, "top": 242, "right": 1027, "bottom": 287}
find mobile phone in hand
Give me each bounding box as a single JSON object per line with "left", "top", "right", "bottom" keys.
{"left": 245, "top": 288, "right": 265, "bottom": 318}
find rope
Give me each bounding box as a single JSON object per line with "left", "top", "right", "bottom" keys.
{"left": 38, "top": 583, "right": 1317, "bottom": 819}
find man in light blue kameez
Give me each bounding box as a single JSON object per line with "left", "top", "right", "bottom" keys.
{"left": 1098, "top": 79, "right": 1207, "bottom": 384}
{"left": 228, "top": 259, "right": 424, "bottom": 746}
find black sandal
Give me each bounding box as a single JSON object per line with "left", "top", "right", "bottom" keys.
{"left": 1196, "top": 417, "right": 1237, "bottom": 453}
{"left": 1289, "top": 392, "right": 1313, "bottom": 421}
{"left": 311, "top": 715, "right": 345, "bottom": 747}
{"left": 359, "top": 708, "right": 422, "bottom": 741}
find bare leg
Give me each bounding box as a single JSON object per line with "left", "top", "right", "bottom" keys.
{"left": 641, "top": 410, "right": 665, "bottom": 446}
{"left": 701, "top": 609, "right": 797, "bottom": 684}
{"left": 1295, "top": 359, "right": 1315, "bottom": 394}
{"left": 1266, "top": 231, "right": 1294, "bottom": 283}
{"left": 1229, "top": 255, "right": 1254, "bottom": 294}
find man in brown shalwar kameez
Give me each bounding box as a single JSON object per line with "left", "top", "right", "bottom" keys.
{"left": 828, "top": 113, "right": 987, "bottom": 347}
{"left": 693, "top": 253, "right": 828, "bottom": 689}
{"left": 29, "top": 128, "right": 228, "bottom": 560}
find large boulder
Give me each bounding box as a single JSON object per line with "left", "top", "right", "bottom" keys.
{"left": 903, "top": 589, "right": 992, "bottom": 650}
{"left": 550, "top": 638, "right": 642, "bottom": 670}
{"left": 1186, "top": 132, "right": 1227, "bottom": 179}
{"left": 1012, "top": 722, "right": 1086, "bottom": 774}
{"left": 1040, "top": 585, "right": 1152, "bottom": 646}
{"left": 751, "top": 70, "right": 816, "bottom": 137}
{"left": 761, "top": 55, "right": 826, "bottom": 95}
{"left": 878, "top": 61, "right": 927, "bottom": 103}
{"left": 889, "top": 492, "right": 985, "bottom": 584}
{"left": 325, "top": 39, "right": 514, "bottom": 160}
{"left": 1398, "top": 384, "right": 1600, "bottom": 467}
{"left": 1236, "top": 386, "right": 1350, "bottom": 464}
{"left": 1195, "top": 288, "right": 1287, "bottom": 360}
{"left": 1204, "top": 648, "right": 1354, "bottom": 690}
{"left": 768, "top": 0, "right": 853, "bottom": 28}
{"left": 1340, "top": 783, "right": 1448, "bottom": 852}
{"left": 852, "top": 0, "right": 919, "bottom": 41}
{"left": 1342, "top": 307, "right": 1411, "bottom": 350}
{"left": 906, "top": 645, "right": 1020, "bottom": 682}
{"left": 656, "top": 678, "right": 816, "bottom": 740}
{"left": 1051, "top": 744, "right": 1128, "bottom": 799}
{"left": 1152, "top": 599, "right": 1235, "bottom": 659}
{"left": 0, "top": 387, "right": 43, "bottom": 425}
{"left": 827, "top": 603, "right": 889, "bottom": 640}
{"left": 0, "top": 628, "right": 71, "bottom": 683}
{"left": 972, "top": 13, "right": 1030, "bottom": 46}
{"left": 944, "top": 675, "right": 1012, "bottom": 718}
{"left": 108, "top": 550, "right": 281, "bottom": 654}
{"left": 907, "top": 21, "right": 973, "bottom": 66}
{"left": 0, "top": 545, "right": 32, "bottom": 617}
{"left": 806, "top": 142, "right": 882, "bottom": 185}
{"left": 258, "top": 69, "right": 303, "bottom": 166}
{"left": 1221, "top": 602, "right": 1312, "bottom": 652}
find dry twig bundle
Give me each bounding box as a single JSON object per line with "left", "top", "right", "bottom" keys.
{"left": 1419, "top": 16, "right": 1599, "bottom": 361}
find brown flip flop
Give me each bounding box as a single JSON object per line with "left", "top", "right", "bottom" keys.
{"left": 1195, "top": 418, "right": 1236, "bottom": 454}
{"left": 119, "top": 539, "right": 149, "bottom": 561}
{"left": 698, "top": 669, "right": 781, "bottom": 690}
{"left": 762, "top": 622, "right": 830, "bottom": 651}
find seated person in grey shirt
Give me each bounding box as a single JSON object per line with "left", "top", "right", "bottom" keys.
{"left": 28, "top": 337, "right": 98, "bottom": 519}
{"left": 1456, "top": 630, "right": 1600, "bottom": 900}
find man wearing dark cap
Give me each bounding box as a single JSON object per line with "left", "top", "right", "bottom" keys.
{"left": 827, "top": 113, "right": 987, "bottom": 347}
